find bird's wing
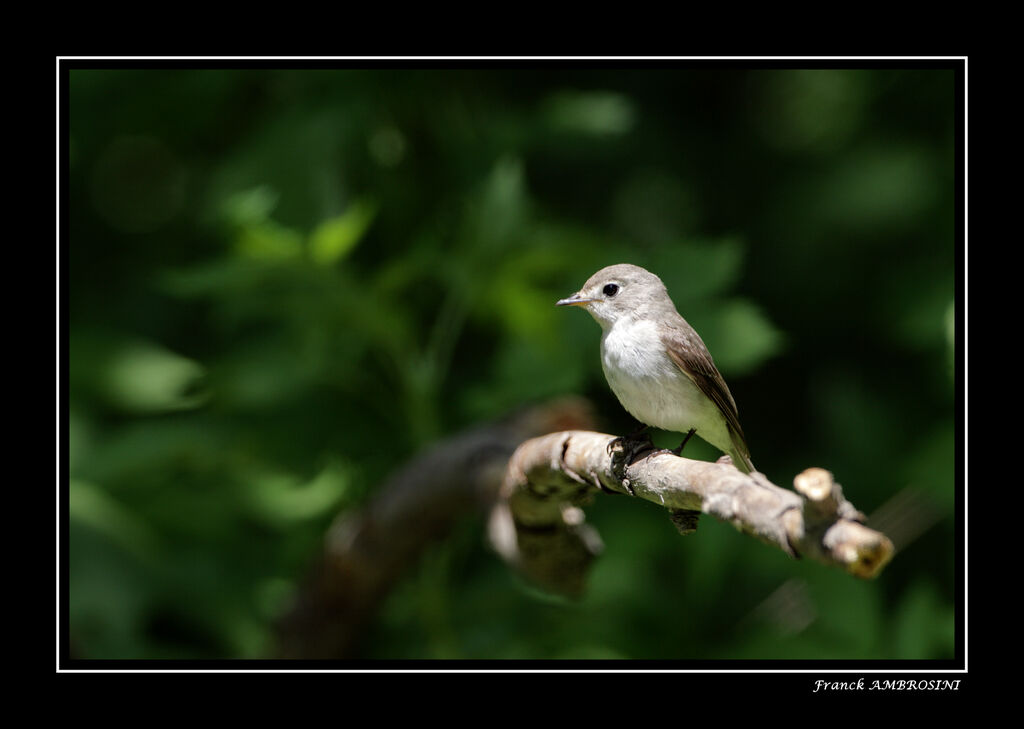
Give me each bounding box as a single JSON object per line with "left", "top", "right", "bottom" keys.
{"left": 660, "top": 323, "right": 751, "bottom": 462}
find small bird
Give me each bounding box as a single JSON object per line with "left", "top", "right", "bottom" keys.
{"left": 557, "top": 263, "right": 755, "bottom": 474}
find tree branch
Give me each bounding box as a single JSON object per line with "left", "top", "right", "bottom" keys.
{"left": 489, "top": 430, "right": 894, "bottom": 597}
{"left": 273, "top": 398, "right": 598, "bottom": 658}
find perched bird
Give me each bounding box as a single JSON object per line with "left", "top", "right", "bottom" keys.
{"left": 557, "top": 263, "right": 755, "bottom": 474}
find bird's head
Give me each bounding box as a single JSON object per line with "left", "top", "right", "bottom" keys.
{"left": 556, "top": 263, "right": 672, "bottom": 329}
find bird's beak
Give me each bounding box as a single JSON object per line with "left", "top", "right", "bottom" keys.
{"left": 556, "top": 292, "right": 596, "bottom": 307}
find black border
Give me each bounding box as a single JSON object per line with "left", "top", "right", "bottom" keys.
{"left": 57, "top": 56, "right": 967, "bottom": 681}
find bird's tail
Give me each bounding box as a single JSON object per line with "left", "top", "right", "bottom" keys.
{"left": 729, "top": 449, "right": 756, "bottom": 474}
{"left": 727, "top": 427, "right": 755, "bottom": 474}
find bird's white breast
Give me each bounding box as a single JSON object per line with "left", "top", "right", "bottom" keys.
{"left": 599, "top": 317, "right": 731, "bottom": 452}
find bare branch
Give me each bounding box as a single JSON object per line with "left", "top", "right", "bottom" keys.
{"left": 273, "top": 398, "right": 598, "bottom": 659}
{"left": 490, "top": 430, "right": 894, "bottom": 596}
{"left": 276, "top": 413, "right": 894, "bottom": 657}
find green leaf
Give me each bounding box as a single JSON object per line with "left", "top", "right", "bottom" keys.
{"left": 308, "top": 199, "right": 378, "bottom": 265}
{"left": 102, "top": 340, "right": 208, "bottom": 413}
{"left": 653, "top": 238, "right": 746, "bottom": 303}
{"left": 159, "top": 258, "right": 273, "bottom": 298}
{"left": 68, "top": 408, "right": 91, "bottom": 475}
{"left": 814, "top": 145, "right": 938, "bottom": 231}
{"left": 235, "top": 220, "right": 303, "bottom": 261}
{"left": 694, "top": 299, "right": 785, "bottom": 376}
{"left": 241, "top": 460, "right": 352, "bottom": 525}
{"left": 463, "top": 157, "right": 528, "bottom": 253}
{"left": 221, "top": 185, "right": 280, "bottom": 227}
{"left": 69, "top": 479, "right": 161, "bottom": 561}
{"left": 543, "top": 91, "right": 636, "bottom": 135}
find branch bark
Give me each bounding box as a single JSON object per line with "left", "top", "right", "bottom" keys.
{"left": 275, "top": 412, "right": 895, "bottom": 657}
{"left": 489, "top": 430, "right": 894, "bottom": 597}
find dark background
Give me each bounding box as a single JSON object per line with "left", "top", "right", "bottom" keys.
{"left": 65, "top": 63, "right": 959, "bottom": 660}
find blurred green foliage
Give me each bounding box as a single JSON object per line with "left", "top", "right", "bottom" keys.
{"left": 65, "top": 65, "right": 958, "bottom": 660}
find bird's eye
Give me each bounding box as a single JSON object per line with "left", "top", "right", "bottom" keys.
{"left": 603, "top": 283, "right": 619, "bottom": 297}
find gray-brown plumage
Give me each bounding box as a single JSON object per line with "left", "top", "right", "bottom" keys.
{"left": 557, "top": 263, "right": 755, "bottom": 473}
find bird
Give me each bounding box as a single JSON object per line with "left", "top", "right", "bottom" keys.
{"left": 556, "top": 263, "right": 755, "bottom": 474}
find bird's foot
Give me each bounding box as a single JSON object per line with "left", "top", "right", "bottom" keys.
{"left": 605, "top": 422, "right": 649, "bottom": 455}
{"left": 607, "top": 430, "right": 658, "bottom": 495}
{"left": 606, "top": 430, "right": 656, "bottom": 463}
{"left": 646, "top": 428, "right": 698, "bottom": 458}
{"left": 669, "top": 428, "right": 697, "bottom": 456}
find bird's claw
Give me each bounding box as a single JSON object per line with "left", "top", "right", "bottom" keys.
{"left": 670, "top": 428, "right": 697, "bottom": 456}
{"left": 607, "top": 431, "right": 657, "bottom": 465}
